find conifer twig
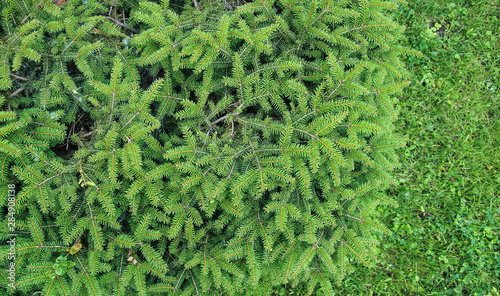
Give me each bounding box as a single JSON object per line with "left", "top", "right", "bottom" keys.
{"left": 8, "top": 87, "right": 24, "bottom": 98}
{"left": 9, "top": 73, "right": 28, "bottom": 81}
{"left": 190, "top": 271, "right": 199, "bottom": 295}
{"left": 193, "top": 0, "right": 201, "bottom": 12}
{"left": 106, "top": 16, "right": 139, "bottom": 34}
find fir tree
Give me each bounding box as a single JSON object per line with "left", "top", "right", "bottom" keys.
{"left": 0, "top": 0, "right": 419, "bottom": 295}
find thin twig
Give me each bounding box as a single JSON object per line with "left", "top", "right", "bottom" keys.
{"left": 190, "top": 271, "right": 199, "bottom": 295}
{"left": 8, "top": 87, "right": 25, "bottom": 98}
{"left": 193, "top": 0, "right": 201, "bottom": 12}
{"left": 106, "top": 16, "right": 139, "bottom": 34}
{"left": 80, "top": 129, "right": 97, "bottom": 138}
{"left": 9, "top": 73, "right": 28, "bottom": 81}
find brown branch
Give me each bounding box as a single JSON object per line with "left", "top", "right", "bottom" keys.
{"left": 8, "top": 87, "right": 25, "bottom": 98}
{"left": 9, "top": 73, "right": 28, "bottom": 81}
{"left": 193, "top": 0, "right": 201, "bottom": 12}
{"left": 106, "top": 16, "right": 139, "bottom": 34}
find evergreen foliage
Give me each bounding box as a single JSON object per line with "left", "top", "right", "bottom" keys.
{"left": 0, "top": 0, "right": 418, "bottom": 294}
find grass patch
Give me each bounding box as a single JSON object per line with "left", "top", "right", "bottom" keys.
{"left": 330, "top": 1, "right": 500, "bottom": 295}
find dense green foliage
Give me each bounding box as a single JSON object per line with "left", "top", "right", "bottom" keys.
{"left": 323, "top": 1, "right": 499, "bottom": 295}
{"left": 0, "top": 0, "right": 417, "bottom": 295}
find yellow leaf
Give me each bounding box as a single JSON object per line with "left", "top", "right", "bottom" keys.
{"left": 69, "top": 243, "right": 82, "bottom": 255}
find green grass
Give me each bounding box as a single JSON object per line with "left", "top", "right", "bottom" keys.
{"left": 328, "top": 1, "right": 500, "bottom": 295}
